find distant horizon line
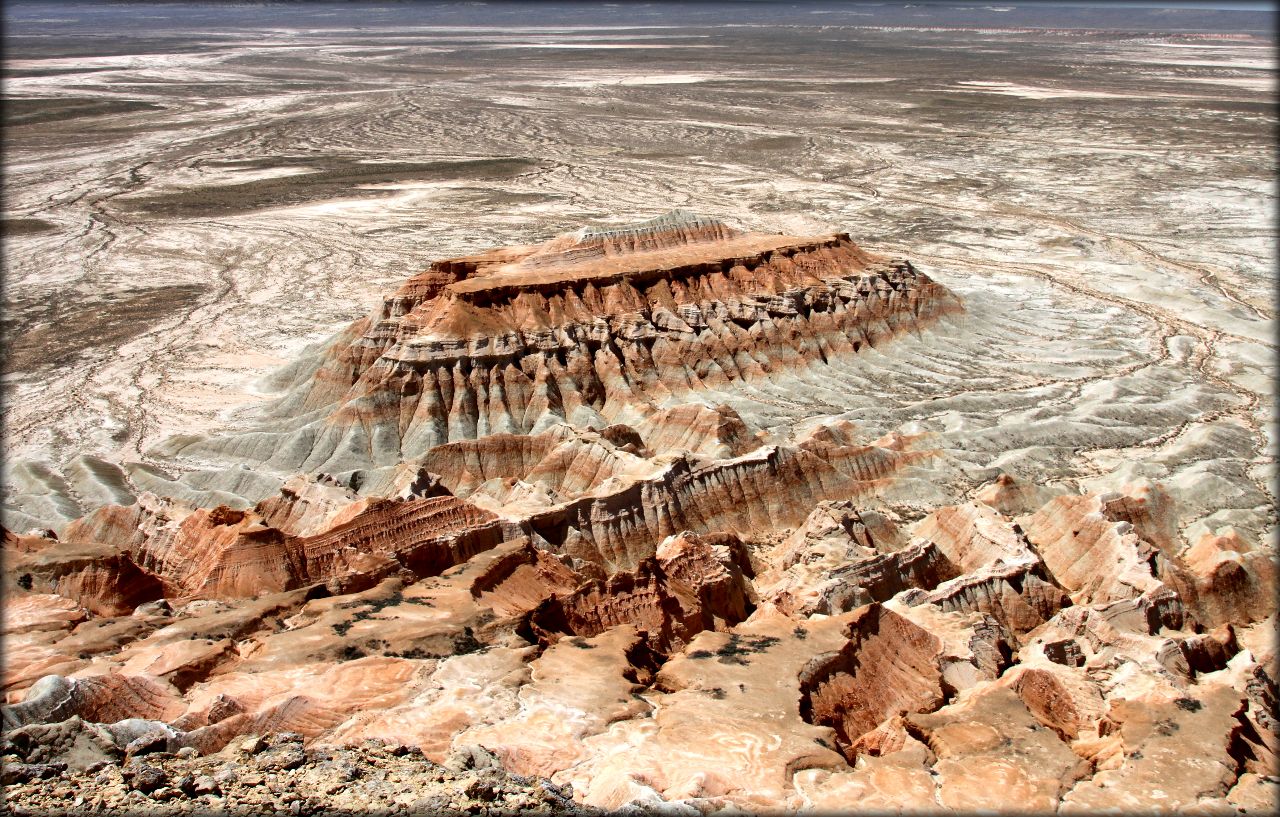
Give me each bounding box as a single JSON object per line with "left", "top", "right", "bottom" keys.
{"left": 3, "top": 0, "right": 1276, "bottom": 6}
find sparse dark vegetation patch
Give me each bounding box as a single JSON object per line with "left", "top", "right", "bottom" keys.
{"left": 694, "top": 634, "right": 782, "bottom": 666}
{"left": 2, "top": 97, "right": 163, "bottom": 127}
{"left": 1, "top": 218, "right": 57, "bottom": 236}
{"left": 337, "top": 645, "right": 367, "bottom": 662}
{"left": 116, "top": 157, "right": 542, "bottom": 218}
{"left": 452, "top": 626, "right": 485, "bottom": 655}
{"left": 2, "top": 284, "right": 209, "bottom": 375}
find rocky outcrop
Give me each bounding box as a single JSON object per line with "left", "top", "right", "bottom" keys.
{"left": 1019, "top": 492, "right": 1168, "bottom": 605}
{"left": 527, "top": 531, "right": 752, "bottom": 654}
{"left": 904, "top": 560, "right": 1071, "bottom": 641}
{"left": 3, "top": 674, "right": 184, "bottom": 731}
{"left": 6, "top": 475, "right": 1277, "bottom": 813}
{"left": 5, "top": 535, "right": 164, "bottom": 618}
{"left": 635, "top": 403, "right": 762, "bottom": 459}
{"left": 456, "top": 626, "right": 653, "bottom": 779}
{"left": 162, "top": 213, "right": 960, "bottom": 474}
{"left": 798, "top": 604, "right": 947, "bottom": 759}
{"left": 1180, "top": 527, "right": 1278, "bottom": 628}
{"left": 5, "top": 213, "right": 1274, "bottom": 815}
{"left": 60, "top": 490, "right": 503, "bottom": 600}
{"left": 556, "top": 606, "right": 854, "bottom": 810}
{"left": 906, "top": 685, "right": 1090, "bottom": 812}
{"left": 1, "top": 730, "right": 596, "bottom": 815}
{"left": 1060, "top": 684, "right": 1248, "bottom": 811}
{"left": 529, "top": 423, "right": 933, "bottom": 575}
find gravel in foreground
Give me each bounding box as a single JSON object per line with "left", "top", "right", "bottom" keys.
{"left": 2, "top": 731, "right": 608, "bottom": 816}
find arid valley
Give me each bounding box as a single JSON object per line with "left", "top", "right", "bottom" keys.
{"left": 2, "top": 1, "right": 1276, "bottom": 813}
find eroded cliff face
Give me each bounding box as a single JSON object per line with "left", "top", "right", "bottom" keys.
{"left": 159, "top": 211, "right": 959, "bottom": 474}
{"left": 3, "top": 215, "right": 1275, "bottom": 814}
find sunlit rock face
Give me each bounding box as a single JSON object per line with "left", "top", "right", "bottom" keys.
{"left": 4, "top": 214, "right": 1277, "bottom": 814}
{"left": 2, "top": 4, "right": 1276, "bottom": 811}
{"left": 156, "top": 212, "right": 959, "bottom": 475}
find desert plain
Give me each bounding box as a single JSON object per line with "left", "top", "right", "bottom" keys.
{"left": 1, "top": 1, "right": 1276, "bottom": 814}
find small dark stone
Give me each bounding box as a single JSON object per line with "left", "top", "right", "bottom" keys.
{"left": 404, "top": 792, "right": 449, "bottom": 812}
{"left": 212, "top": 765, "right": 240, "bottom": 787}
{"left": 83, "top": 760, "right": 112, "bottom": 775}
{"left": 239, "top": 735, "right": 268, "bottom": 755}
{"left": 2, "top": 762, "right": 65, "bottom": 785}
{"left": 207, "top": 695, "right": 244, "bottom": 724}
{"left": 445, "top": 744, "right": 501, "bottom": 773}
{"left": 257, "top": 745, "right": 306, "bottom": 771}
{"left": 125, "top": 764, "right": 168, "bottom": 793}
{"left": 321, "top": 760, "right": 362, "bottom": 782}
{"left": 539, "top": 779, "right": 574, "bottom": 803}
{"left": 465, "top": 776, "right": 498, "bottom": 801}
{"left": 1044, "top": 638, "right": 1086, "bottom": 667}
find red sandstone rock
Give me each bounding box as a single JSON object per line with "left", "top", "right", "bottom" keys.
{"left": 1060, "top": 684, "right": 1247, "bottom": 811}
{"left": 527, "top": 531, "right": 752, "bottom": 654}
{"left": 557, "top": 605, "right": 853, "bottom": 810}
{"left": 1020, "top": 491, "right": 1168, "bottom": 605}
{"left": 1000, "top": 664, "right": 1106, "bottom": 742}
{"left": 62, "top": 490, "right": 503, "bottom": 600}
{"left": 1180, "top": 527, "right": 1278, "bottom": 628}
{"left": 457, "top": 625, "right": 653, "bottom": 778}
{"left": 798, "top": 604, "right": 947, "bottom": 759}
{"left": 166, "top": 214, "right": 960, "bottom": 474}
{"left": 5, "top": 214, "right": 1275, "bottom": 815}
{"left": 907, "top": 685, "right": 1089, "bottom": 812}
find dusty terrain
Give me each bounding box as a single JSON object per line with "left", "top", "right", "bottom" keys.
{"left": 2, "top": 1, "right": 1276, "bottom": 814}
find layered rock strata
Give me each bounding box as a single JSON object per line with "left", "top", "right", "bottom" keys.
{"left": 4, "top": 215, "right": 1275, "bottom": 814}
{"left": 161, "top": 212, "right": 960, "bottom": 473}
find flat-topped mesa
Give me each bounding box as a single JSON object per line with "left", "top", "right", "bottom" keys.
{"left": 515, "top": 210, "right": 744, "bottom": 270}
{"left": 215, "top": 214, "right": 960, "bottom": 473}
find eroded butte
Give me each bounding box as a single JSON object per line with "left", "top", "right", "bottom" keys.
{"left": 4, "top": 215, "right": 1276, "bottom": 814}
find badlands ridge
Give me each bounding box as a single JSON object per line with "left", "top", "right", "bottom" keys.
{"left": 3, "top": 214, "right": 1276, "bottom": 813}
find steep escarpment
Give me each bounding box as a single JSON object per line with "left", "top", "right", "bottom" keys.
{"left": 5, "top": 214, "right": 1273, "bottom": 815}
{"left": 160, "top": 212, "right": 959, "bottom": 474}
{"left": 527, "top": 423, "right": 934, "bottom": 575}
{"left": 58, "top": 492, "right": 504, "bottom": 600}
{"left": 8, "top": 473, "right": 1273, "bottom": 813}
